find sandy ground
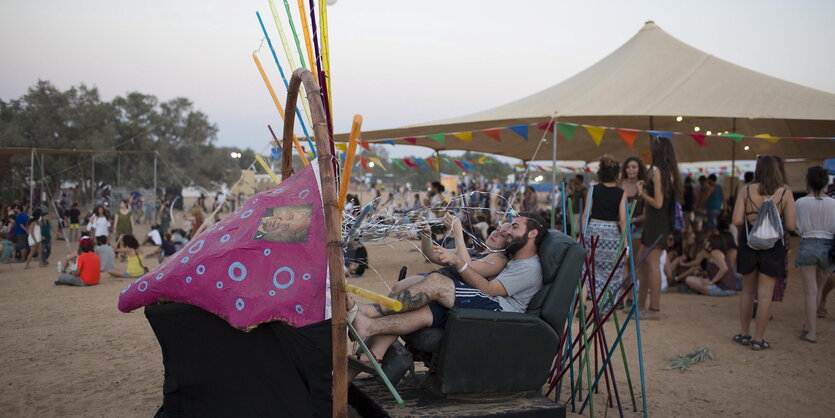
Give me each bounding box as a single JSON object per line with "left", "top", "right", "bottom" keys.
{"left": 1, "top": 220, "right": 833, "bottom": 417}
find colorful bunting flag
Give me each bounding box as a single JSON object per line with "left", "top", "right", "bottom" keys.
{"left": 721, "top": 132, "right": 744, "bottom": 142}
{"left": 557, "top": 123, "right": 577, "bottom": 141}
{"left": 755, "top": 134, "right": 780, "bottom": 143}
{"left": 509, "top": 125, "right": 529, "bottom": 141}
{"left": 392, "top": 159, "right": 406, "bottom": 170}
{"left": 454, "top": 160, "right": 466, "bottom": 170}
{"left": 690, "top": 133, "right": 707, "bottom": 147}
{"left": 359, "top": 156, "right": 371, "bottom": 172}
{"left": 461, "top": 161, "right": 473, "bottom": 170}
{"left": 482, "top": 128, "right": 502, "bottom": 142}
{"left": 427, "top": 134, "right": 445, "bottom": 145}
{"left": 649, "top": 131, "right": 673, "bottom": 140}
{"left": 334, "top": 143, "right": 348, "bottom": 152}
{"left": 425, "top": 158, "right": 435, "bottom": 171}
{"left": 537, "top": 120, "right": 556, "bottom": 132}
{"left": 381, "top": 140, "right": 395, "bottom": 146}
{"left": 270, "top": 147, "right": 282, "bottom": 161}
{"left": 478, "top": 156, "right": 490, "bottom": 164}
{"left": 584, "top": 126, "right": 606, "bottom": 146}
{"left": 369, "top": 157, "right": 386, "bottom": 170}
{"left": 616, "top": 128, "right": 639, "bottom": 149}
{"left": 453, "top": 132, "right": 473, "bottom": 142}
{"left": 415, "top": 159, "right": 429, "bottom": 169}
{"left": 403, "top": 137, "right": 418, "bottom": 145}
{"left": 403, "top": 158, "right": 418, "bottom": 168}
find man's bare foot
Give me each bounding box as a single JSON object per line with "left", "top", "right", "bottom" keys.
{"left": 352, "top": 311, "right": 373, "bottom": 340}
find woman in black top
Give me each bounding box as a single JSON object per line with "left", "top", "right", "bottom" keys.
{"left": 732, "top": 155, "right": 796, "bottom": 350}
{"left": 636, "top": 136, "right": 681, "bottom": 319}
{"left": 583, "top": 156, "right": 627, "bottom": 312}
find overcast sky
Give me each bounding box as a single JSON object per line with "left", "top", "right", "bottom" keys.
{"left": 1, "top": 0, "right": 833, "bottom": 159}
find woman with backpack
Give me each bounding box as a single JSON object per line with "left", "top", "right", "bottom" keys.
{"left": 635, "top": 136, "right": 681, "bottom": 319}
{"left": 794, "top": 166, "right": 835, "bottom": 343}
{"left": 732, "top": 155, "right": 796, "bottom": 350}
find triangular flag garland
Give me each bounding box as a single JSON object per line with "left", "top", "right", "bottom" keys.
{"left": 341, "top": 120, "right": 828, "bottom": 164}
{"left": 584, "top": 126, "right": 606, "bottom": 146}
{"left": 415, "top": 159, "right": 429, "bottom": 169}
{"left": 391, "top": 159, "right": 406, "bottom": 170}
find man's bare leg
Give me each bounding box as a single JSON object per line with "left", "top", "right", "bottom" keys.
{"left": 353, "top": 306, "right": 434, "bottom": 340}
{"left": 359, "top": 273, "right": 455, "bottom": 318}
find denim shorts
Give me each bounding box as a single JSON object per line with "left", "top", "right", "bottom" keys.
{"left": 795, "top": 238, "right": 835, "bottom": 272}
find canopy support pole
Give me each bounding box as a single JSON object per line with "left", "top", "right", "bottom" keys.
{"left": 29, "top": 149, "right": 35, "bottom": 210}
{"left": 551, "top": 115, "right": 558, "bottom": 228}
{"left": 153, "top": 152, "right": 158, "bottom": 223}
{"left": 435, "top": 150, "right": 441, "bottom": 181}
{"left": 731, "top": 118, "right": 737, "bottom": 198}
{"left": 91, "top": 155, "right": 95, "bottom": 205}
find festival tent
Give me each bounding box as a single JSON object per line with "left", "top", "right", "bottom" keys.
{"left": 335, "top": 21, "right": 835, "bottom": 163}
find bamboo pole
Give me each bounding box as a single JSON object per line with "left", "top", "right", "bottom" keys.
{"left": 297, "top": 0, "right": 317, "bottom": 76}
{"left": 285, "top": 68, "right": 347, "bottom": 418}
{"left": 337, "top": 115, "right": 362, "bottom": 211}
{"left": 252, "top": 52, "right": 309, "bottom": 167}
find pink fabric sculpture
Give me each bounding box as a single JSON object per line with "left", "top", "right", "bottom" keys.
{"left": 118, "top": 164, "right": 328, "bottom": 329}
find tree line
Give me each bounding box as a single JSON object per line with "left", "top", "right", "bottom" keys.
{"left": 0, "top": 80, "right": 255, "bottom": 204}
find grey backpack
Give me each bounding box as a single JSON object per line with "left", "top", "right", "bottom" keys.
{"left": 745, "top": 190, "right": 784, "bottom": 250}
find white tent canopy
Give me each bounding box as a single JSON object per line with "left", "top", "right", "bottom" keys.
{"left": 336, "top": 21, "right": 835, "bottom": 162}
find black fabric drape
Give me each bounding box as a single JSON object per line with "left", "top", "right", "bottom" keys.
{"left": 145, "top": 303, "right": 332, "bottom": 418}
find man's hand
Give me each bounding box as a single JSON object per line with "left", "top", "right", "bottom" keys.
{"left": 443, "top": 212, "right": 460, "bottom": 232}
{"left": 433, "top": 244, "right": 462, "bottom": 268}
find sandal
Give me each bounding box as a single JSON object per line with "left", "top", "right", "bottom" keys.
{"left": 750, "top": 339, "right": 771, "bottom": 351}
{"left": 348, "top": 351, "right": 382, "bottom": 375}
{"left": 732, "top": 334, "right": 752, "bottom": 346}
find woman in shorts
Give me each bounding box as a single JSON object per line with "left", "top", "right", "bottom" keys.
{"left": 794, "top": 166, "right": 835, "bottom": 343}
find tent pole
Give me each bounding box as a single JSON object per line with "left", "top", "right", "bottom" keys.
{"left": 551, "top": 116, "right": 558, "bottom": 228}
{"left": 41, "top": 153, "right": 46, "bottom": 209}
{"left": 30, "top": 148, "right": 35, "bottom": 211}
{"left": 153, "top": 152, "right": 158, "bottom": 223}
{"left": 91, "top": 156, "right": 95, "bottom": 205}
{"left": 117, "top": 154, "right": 121, "bottom": 187}
{"left": 435, "top": 150, "right": 441, "bottom": 181}
{"left": 731, "top": 118, "right": 737, "bottom": 198}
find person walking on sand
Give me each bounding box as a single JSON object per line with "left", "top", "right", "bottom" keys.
{"left": 794, "top": 166, "right": 835, "bottom": 343}
{"left": 732, "top": 155, "right": 796, "bottom": 350}
{"left": 89, "top": 206, "right": 111, "bottom": 240}
{"left": 635, "top": 136, "right": 681, "bottom": 319}
{"left": 113, "top": 200, "right": 134, "bottom": 248}
{"left": 24, "top": 213, "right": 42, "bottom": 269}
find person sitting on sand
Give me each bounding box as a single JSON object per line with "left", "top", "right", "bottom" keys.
{"left": 682, "top": 234, "right": 737, "bottom": 296}
{"left": 95, "top": 235, "right": 115, "bottom": 273}
{"left": 348, "top": 213, "right": 546, "bottom": 373}
{"left": 55, "top": 237, "right": 100, "bottom": 287}
{"left": 107, "top": 235, "right": 146, "bottom": 279}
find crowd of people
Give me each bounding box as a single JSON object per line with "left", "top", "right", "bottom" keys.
{"left": 1, "top": 192, "right": 213, "bottom": 288}
{"left": 343, "top": 135, "right": 834, "bottom": 379}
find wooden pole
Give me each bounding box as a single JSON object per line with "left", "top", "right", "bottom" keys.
{"left": 285, "top": 68, "right": 347, "bottom": 417}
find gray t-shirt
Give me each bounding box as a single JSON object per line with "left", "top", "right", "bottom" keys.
{"left": 496, "top": 255, "right": 543, "bottom": 313}
{"left": 96, "top": 245, "right": 115, "bottom": 272}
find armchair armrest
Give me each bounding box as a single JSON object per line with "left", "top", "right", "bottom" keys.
{"left": 436, "top": 308, "right": 559, "bottom": 393}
